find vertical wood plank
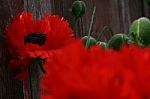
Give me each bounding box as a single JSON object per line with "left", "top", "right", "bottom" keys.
{"left": 23, "top": 0, "right": 52, "bottom": 99}
{"left": 120, "top": 0, "right": 131, "bottom": 33}
{"left": 129, "top": 0, "right": 145, "bottom": 21}
{"left": 0, "top": 0, "right": 24, "bottom": 98}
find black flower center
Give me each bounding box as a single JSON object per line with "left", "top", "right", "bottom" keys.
{"left": 24, "top": 33, "right": 47, "bottom": 46}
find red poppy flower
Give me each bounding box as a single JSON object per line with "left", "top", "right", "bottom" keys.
{"left": 6, "top": 12, "right": 74, "bottom": 80}
{"left": 41, "top": 15, "right": 74, "bottom": 50}
{"left": 40, "top": 41, "right": 150, "bottom": 99}
{"left": 117, "top": 46, "right": 150, "bottom": 99}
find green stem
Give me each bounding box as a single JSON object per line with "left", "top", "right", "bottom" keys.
{"left": 36, "top": 58, "right": 46, "bottom": 74}
{"left": 73, "top": 17, "right": 79, "bottom": 35}
{"left": 29, "top": 59, "right": 35, "bottom": 99}
{"left": 86, "top": 6, "right": 96, "bottom": 47}
{"left": 29, "top": 58, "right": 43, "bottom": 99}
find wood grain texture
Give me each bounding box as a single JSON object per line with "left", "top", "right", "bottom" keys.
{"left": 0, "top": 0, "right": 24, "bottom": 99}
{"left": 51, "top": 0, "right": 146, "bottom": 39}
{"left": 23, "top": 0, "right": 52, "bottom": 99}
{"left": 0, "top": 0, "right": 147, "bottom": 99}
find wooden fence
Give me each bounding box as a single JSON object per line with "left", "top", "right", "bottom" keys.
{"left": 0, "top": 0, "right": 148, "bottom": 99}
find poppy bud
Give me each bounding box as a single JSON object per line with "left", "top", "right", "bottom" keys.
{"left": 108, "top": 34, "right": 130, "bottom": 50}
{"left": 129, "top": 17, "right": 150, "bottom": 47}
{"left": 71, "top": 0, "right": 86, "bottom": 18}
{"left": 97, "top": 42, "right": 108, "bottom": 48}
{"left": 82, "top": 36, "right": 97, "bottom": 48}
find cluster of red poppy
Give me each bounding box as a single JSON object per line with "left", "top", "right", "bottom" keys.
{"left": 6, "top": 12, "right": 150, "bottom": 99}
{"left": 40, "top": 40, "right": 150, "bottom": 99}
{"left": 6, "top": 12, "right": 74, "bottom": 80}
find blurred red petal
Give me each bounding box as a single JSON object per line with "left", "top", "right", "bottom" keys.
{"left": 40, "top": 42, "right": 150, "bottom": 99}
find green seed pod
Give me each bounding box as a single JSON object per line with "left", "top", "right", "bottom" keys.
{"left": 82, "top": 36, "right": 97, "bottom": 48}
{"left": 71, "top": 0, "right": 86, "bottom": 18}
{"left": 97, "top": 42, "right": 108, "bottom": 48}
{"left": 108, "top": 34, "right": 130, "bottom": 50}
{"left": 129, "top": 17, "right": 150, "bottom": 47}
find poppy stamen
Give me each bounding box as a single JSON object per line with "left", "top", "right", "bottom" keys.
{"left": 24, "top": 33, "right": 47, "bottom": 46}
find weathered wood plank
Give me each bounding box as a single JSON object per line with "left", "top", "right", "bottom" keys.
{"left": 0, "top": 0, "right": 24, "bottom": 99}
{"left": 23, "top": 0, "right": 52, "bottom": 99}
